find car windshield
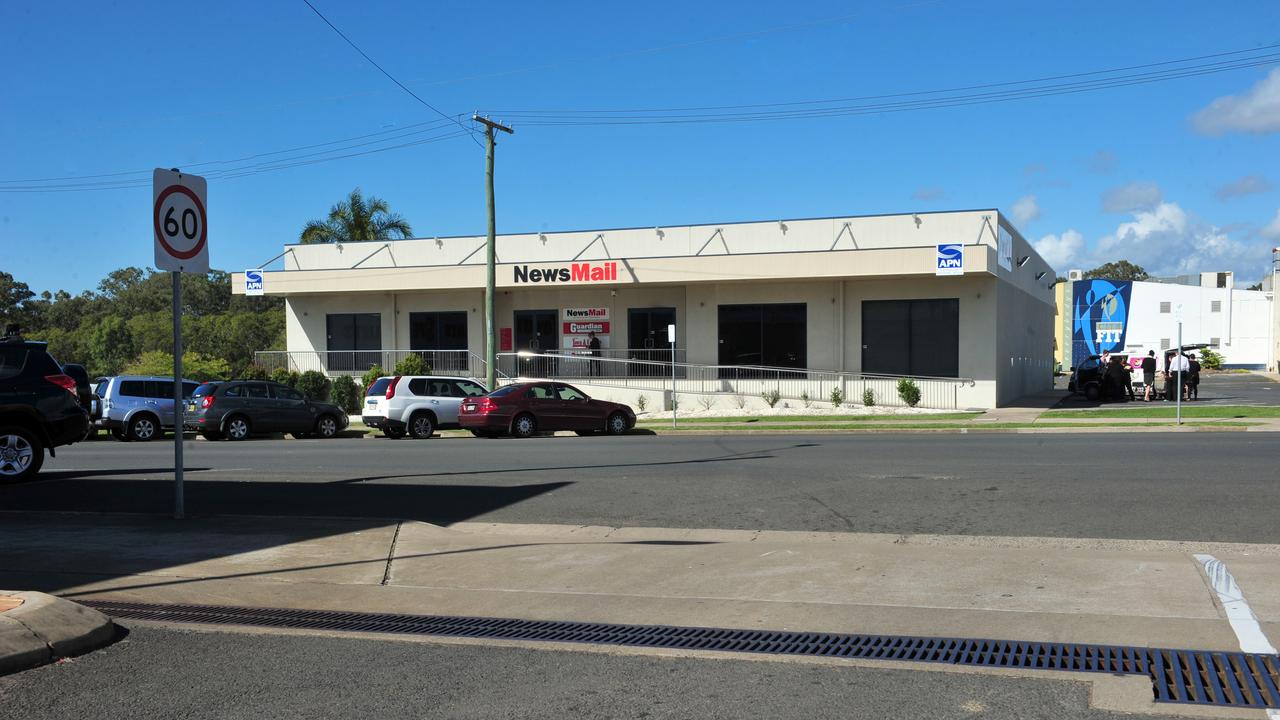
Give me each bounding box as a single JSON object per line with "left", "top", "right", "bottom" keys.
{"left": 488, "top": 385, "right": 521, "bottom": 397}
{"left": 191, "top": 384, "right": 216, "bottom": 397}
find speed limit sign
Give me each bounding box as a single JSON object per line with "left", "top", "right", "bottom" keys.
{"left": 153, "top": 168, "right": 209, "bottom": 273}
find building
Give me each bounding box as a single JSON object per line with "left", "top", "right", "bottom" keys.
{"left": 233, "top": 210, "right": 1057, "bottom": 409}
{"left": 1058, "top": 270, "right": 1276, "bottom": 370}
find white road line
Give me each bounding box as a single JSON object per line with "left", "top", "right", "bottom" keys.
{"left": 1193, "top": 553, "right": 1280, "bottom": 718}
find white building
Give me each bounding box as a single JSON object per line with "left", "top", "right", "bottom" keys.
{"left": 233, "top": 210, "right": 1058, "bottom": 409}
{"left": 1063, "top": 270, "right": 1275, "bottom": 369}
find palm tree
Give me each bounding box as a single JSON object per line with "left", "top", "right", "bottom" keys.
{"left": 299, "top": 188, "right": 413, "bottom": 244}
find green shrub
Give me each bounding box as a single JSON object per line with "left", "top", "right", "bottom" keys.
{"left": 332, "top": 375, "right": 361, "bottom": 414}
{"left": 297, "top": 370, "right": 332, "bottom": 402}
{"left": 270, "top": 368, "right": 299, "bottom": 389}
{"left": 830, "top": 387, "right": 845, "bottom": 407}
{"left": 1198, "top": 347, "right": 1223, "bottom": 370}
{"left": 394, "top": 353, "right": 431, "bottom": 376}
{"left": 799, "top": 391, "right": 811, "bottom": 409}
{"left": 361, "top": 365, "right": 384, "bottom": 392}
{"left": 896, "top": 378, "right": 921, "bottom": 408}
{"left": 239, "top": 364, "right": 271, "bottom": 381}
{"left": 862, "top": 388, "right": 875, "bottom": 407}
{"left": 761, "top": 388, "right": 782, "bottom": 408}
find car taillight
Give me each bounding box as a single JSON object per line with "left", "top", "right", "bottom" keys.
{"left": 386, "top": 375, "right": 401, "bottom": 399}
{"left": 476, "top": 397, "right": 497, "bottom": 414}
{"left": 201, "top": 395, "right": 216, "bottom": 409}
{"left": 45, "top": 374, "right": 77, "bottom": 396}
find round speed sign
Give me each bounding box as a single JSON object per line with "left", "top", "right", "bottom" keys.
{"left": 154, "top": 184, "right": 207, "bottom": 260}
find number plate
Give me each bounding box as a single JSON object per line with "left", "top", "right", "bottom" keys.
{"left": 463, "top": 404, "right": 476, "bottom": 412}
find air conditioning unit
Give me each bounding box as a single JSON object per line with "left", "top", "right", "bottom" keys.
{"left": 1068, "top": 269, "right": 1083, "bottom": 281}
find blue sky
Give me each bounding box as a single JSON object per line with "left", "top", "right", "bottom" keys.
{"left": 3, "top": 1, "right": 1279, "bottom": 295}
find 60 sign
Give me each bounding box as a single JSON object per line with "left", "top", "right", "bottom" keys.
{"left": 153, "top": 183, "right": 207, "bottom": 261}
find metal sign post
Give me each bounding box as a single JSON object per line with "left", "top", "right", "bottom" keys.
{"left": 668, "top": 324, "right": 677, "bottom": 429}
{"left": 153, "top": 168, "right": 209, "bottom": 520}
{"left": 1176, "top": 320, "right": 1183, "bottom": 426}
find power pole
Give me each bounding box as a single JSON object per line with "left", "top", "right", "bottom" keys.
{"left": 473, "top": 115, "right": 513, "bottom": 391}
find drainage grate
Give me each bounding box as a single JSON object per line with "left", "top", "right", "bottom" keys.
{"left": 83, "top": 600, "right": 1280, "bottom": 710}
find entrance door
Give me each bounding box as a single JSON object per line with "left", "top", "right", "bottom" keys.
{"left": 627, "top": 307, "right": 675, "bottom": 376}
{"left": 514, "top": 309, "right": 558, "bottom": 377}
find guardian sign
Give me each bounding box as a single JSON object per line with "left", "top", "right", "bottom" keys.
{"left": 935, "top": 244, "right": 963, "bottom": 276}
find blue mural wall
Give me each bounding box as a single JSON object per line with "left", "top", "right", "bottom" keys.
{"left": 1071, "top": 279, "right": 1132, "bottom": 367}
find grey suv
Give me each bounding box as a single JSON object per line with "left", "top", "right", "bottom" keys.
{"left": 96, "top": 376, "right": 199, "bottom": 441}
{"left": 185, "top": 380, "right": 348, "bottom": 440}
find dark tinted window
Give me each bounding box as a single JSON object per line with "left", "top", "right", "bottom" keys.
{"left": 861, "top": 299, "right": 959, "bottom": 378}
{"left": 244, "top": 383, "right": 269, "bottom": 399}
{"left": 222, "top": 385, "right": 242, "bottom": 397}
{"left": 94, "top": 379, "right": 109, "bottom": 396}
{"left": 182, "top": 382, "right": 199, "bottom": 397}
{"left": 192, "top": 384, "right": 216, "bottom": 397}
{"left": 119, "top": 380, "right": 146, "bottom": 397}
{"left": 429, "top": 379, "right": 455, "bottom": 397}
{"left": 488, "top": 384, "right": 520, "bottom": 397}
{"left": 272, "top": 385, "right": 304, "bottom": 401}
{"left": 454, "top": 380, "right": 486, "bottom": 397}
{"left": 0, "top": 347, "right": 25, "bottom": 380}
{"left": 146, "top": 380, "right": 172, "bottom": 399}
{"left": 409, "top": 311, "right": 468, "bottom": 350}
{"left": 407, "top": 378, "right": 428, "bottom": 396}
{"left": 367, "top": 378, "right": 392, "bottom": 397}
{"left": 717, "top": 303, "right": 807, "bottom": 369}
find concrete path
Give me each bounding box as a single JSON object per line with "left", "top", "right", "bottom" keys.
{"left": 4, "top": 514, "right": 1276, "bottom": 659}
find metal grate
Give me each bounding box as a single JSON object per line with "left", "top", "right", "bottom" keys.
{"left": 82, "top": 600, "right": 1280, "bottom": 710}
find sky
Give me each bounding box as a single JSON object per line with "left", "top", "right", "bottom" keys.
{"left": 2, "top": 1, "right": 1279, "bottom": 296}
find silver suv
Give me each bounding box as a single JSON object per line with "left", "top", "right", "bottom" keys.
{"left": 96, "top": 376, "right": 199, "bottom": 441}
{"left": 362, "top": 375, "right": 488, "bottom": 439}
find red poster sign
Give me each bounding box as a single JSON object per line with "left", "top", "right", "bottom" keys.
{"left": 499, "top": 327, "right": 513, "bottom": 352}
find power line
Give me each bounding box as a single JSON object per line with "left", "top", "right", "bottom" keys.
{"left": 479, "top": 45, "right": 1280, "bottom": 125}
{"left": 299, "top": 0, "right": 482, "bottom": 148}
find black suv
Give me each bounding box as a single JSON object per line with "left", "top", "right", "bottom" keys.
{"left": 185, "top": 380, "right": 348, "bottom": 440}
{"left": 0, "top": 326, "right": 91, "bottom": 482}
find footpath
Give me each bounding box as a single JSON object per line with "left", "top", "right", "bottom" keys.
{"left": 2, "top": 512, "right": 1277, "bottom": 716}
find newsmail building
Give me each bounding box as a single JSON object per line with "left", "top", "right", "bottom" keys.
{"left": 234, "top": 210, "right": 1056, "bottom": 409}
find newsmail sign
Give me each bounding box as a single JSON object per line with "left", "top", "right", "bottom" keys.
{"left": 513, "top": 261, "right": 619, "bottom": 284}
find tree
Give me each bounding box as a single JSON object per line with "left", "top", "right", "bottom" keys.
{"left": 89, "top": 316, "right": 137, "bottom": 375}
{"left": 0, "top": 271, "right": 35, "bottom": 329}
{"left": 1083, "top": 261, "right": 1149, "bottom": 281}
{"left": 1247, "top": 282, "right": 1262, "bottom": 291}
{"left": 297, "top": 370, "right": 332, "bottom": 402}
{"left": 122, "top": 351, "right": 231, "bottom": 382}
{"left": 299, "top": 188, "right": 412, "bottom": 244}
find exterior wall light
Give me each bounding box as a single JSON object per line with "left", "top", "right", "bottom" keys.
{"left": 1017, "top": 255, "right": 1030, "bottom": 267}
{"left": 655, "top": 227, "right": 665, "bottom": 239}
{"left": 1035, "top": 271, "right": 1047, "bottom": 280}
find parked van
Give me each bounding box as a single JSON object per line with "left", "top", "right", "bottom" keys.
{"left": 96, "top": 376, "right": 200, "bottom": 441}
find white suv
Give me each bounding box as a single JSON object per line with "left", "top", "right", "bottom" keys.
{"left": 362, "top": 375, "right": 489, "bottom": 439}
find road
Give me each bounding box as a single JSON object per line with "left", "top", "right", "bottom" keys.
{"left": 0, "top": 625, "right": 1184, "bottom": 720}
{"left": 5, "top": 432, "right": 1278, "bottom": 542}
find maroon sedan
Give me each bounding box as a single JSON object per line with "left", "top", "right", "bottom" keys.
{"left": 459, "top": 381, "right": 636, "bottom": 438}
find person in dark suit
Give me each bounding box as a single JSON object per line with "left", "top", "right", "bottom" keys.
{"left": 1141, "top": 350, "right": 1157, "bottom": 401}
{"left": 588, "top": 331, "right": 602, "bottom": 376}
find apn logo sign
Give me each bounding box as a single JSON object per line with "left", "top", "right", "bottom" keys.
{"left": 244, "top": 269, "right": 264, "bottom": 296}
{"left": 935, "top": 244, "right": 963, "bottom": 276}
{"left": 513, "top": 261, "right": 618, "bottom": 284}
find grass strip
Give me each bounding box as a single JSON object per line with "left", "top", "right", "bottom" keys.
{"left": 1041, "top": 405, "right": 1280, "bottom": 419}
{"left": 637, "top": 412, "right": 982, "bottom": 425}
{"left": 645, "top": 421, "right": 1257, "bottom": 431}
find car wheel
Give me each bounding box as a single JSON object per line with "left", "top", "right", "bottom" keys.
{"left": 1084, "top": 384, "right": 1100, "bottom": 402}
{"left": 606, "top": 412, "right": 629, "bottom": 435}
{"left": 225, "top": 415, "right": 251, "bottom": 441}
{"left": 200, "top": 431, "right": 223, "bottom": 441}
{"left": 128, "top": 414, "right": 160, "bottom": 442}
{"left": 511, "top": 413, "right": 536, "bottom": 439}
{"left": 408, "top": 413, "right": 435, "bottom": 440}
{"left": 383, "top": 426, "right": 405, "bottom": 440}
{"left": 0, "top": 427, "right": 43, "bottom": 483}
{"left": 315, "top": 415, "right": 339, "bottom": 439}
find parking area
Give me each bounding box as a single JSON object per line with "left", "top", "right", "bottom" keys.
{"left": 1053, "top": 371, "right": 1280, "bottom": 409}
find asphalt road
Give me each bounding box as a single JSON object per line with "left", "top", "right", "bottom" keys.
{"left": 6, "top": 431, "right": 1279, "bottom": 543}
{"left": 0, "top": 624, "right": 1183, "bottom": 720}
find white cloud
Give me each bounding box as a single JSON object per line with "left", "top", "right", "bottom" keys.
{"left": 1193, "top": 68, "right": 1280, "bottom": 135}
{"left": 1262, "top": 209, "right": 1280, "bottom": 240}
{"left": 912, "top": 186, "right": 944, "bottom": 201}
{"left": 1215, "top": 174, "right": 1272, "bottom": 201}
{"left": 1094, "top": 202, "right": 1271, "bottom": 278}
{"left": 1010, "top": 195, "right": 1040, "bottom": 226}
{"left": 1033, "top": 230, "right": 1085, "bottom": 271}
{"left": 1101, "top": 181, "right": 1163, "bottom": 214}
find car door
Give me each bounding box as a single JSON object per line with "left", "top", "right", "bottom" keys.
{"left": 242, "top": 382, "right": 275, "bottom": 430}
{"left": 553, "top": 383, "right": 596, "bottom": 430}
{"left": 270, "top": 384, "right": 312, "bottom": 432}
{"left": 148, "top": 379, "right": 175, "bottom": 428}
{"left": 524, "top": 382, "right": 566, "bottom": 430}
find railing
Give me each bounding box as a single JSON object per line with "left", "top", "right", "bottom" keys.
{"left": 495, "top": 353, "right": 974, "bottom": 410}
{"left": 253, "top": 350, "right": 487, "bottom": 378}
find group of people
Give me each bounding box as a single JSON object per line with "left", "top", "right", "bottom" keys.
{"left": 1099, "top": 349, "right": 1200, "bottom": 403}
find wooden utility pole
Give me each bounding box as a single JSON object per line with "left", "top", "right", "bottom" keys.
{"left": 472, "top": 115, "right": 513, "bottom": 391}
